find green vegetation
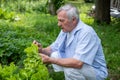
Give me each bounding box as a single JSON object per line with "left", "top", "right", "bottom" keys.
{"left": 0, "top": 44, "right": 52, "bottom": 80}
{"left": 0, "top": 0, "right": 120, "bottom": 80}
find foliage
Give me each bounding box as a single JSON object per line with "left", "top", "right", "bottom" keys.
{"left": 0, "top": 8, "right": 15, "bottom": 20}
{"left": 84, "top": 0, "right": 95, "bottom": 3}
{"left": 0, "top": 13, "right": 59, "bottom": 65}
{"left": 0, "top": 0, "right": 47, "bottom": 13}
{"left": 0, "top": 44, "right": 52, "bottom": 80}
{"left": 50, "top": 71, "right": 65, "bottom": 80}
{"left": 52, "top": 0, "right": 65, "bottom": 11}
{"left": 0, "top": 23, "right": 31, "bottom": 65}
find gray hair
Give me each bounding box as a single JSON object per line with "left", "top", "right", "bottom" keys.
{"left": 56, "top": 4, "right": 80, "bottom": 21}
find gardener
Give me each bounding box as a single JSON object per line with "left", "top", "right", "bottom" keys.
{"left": 33, "top": 4, "right": 108, "bottom": 80}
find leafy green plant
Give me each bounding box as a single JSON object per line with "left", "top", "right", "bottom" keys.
{"left": 20, "top": 43, "right": 52, "bottom": 80}
{"left": 0, "top": 44, "right": 52, "bottom": 80}
{"left": 0, "top": 62, "right": 18, "bottom": 80}
{"left": 0, "top": 24, "right": 30, "bottom": 65}
{"left": 0, "top": 8, "right": 15, "bottom": 21}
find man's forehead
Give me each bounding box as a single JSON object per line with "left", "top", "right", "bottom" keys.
{"left": 58, "top": 10, "right": 67, "bottom": 15}
{"left": 57, "top": 11, "right": 68, "bottom": 18}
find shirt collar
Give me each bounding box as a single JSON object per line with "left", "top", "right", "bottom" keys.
{"left": 68, "top": 20, "right": 83, "bottom": 35}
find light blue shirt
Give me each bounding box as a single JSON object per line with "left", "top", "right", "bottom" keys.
{"left": 50, "top": 20, "right": 108, "bottom": 79}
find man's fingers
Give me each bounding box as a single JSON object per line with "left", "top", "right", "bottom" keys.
{"left": 33, "top": 40, "right": 37, "bottom": 44}
{"left": 33, "top": 40, "right": 42, "bottom": 47}
{"left": 39, "top": 53, "right": 50, "bottom": 63}
{"left": 37, "top": 43, "right": 42, "bottom": 47}
{"left": 39, "top": 53, "right": 45, "bottom": 57}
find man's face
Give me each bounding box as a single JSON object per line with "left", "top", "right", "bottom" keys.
{"left": 57, "top": 11, "right": 74, "bottom": 32}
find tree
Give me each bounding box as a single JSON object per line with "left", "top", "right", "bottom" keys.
{"left": 95, "top": 0, "right": 111, "bottom": 24}
{"left": 47, "top": 0, "right": 65, "bottom": 15}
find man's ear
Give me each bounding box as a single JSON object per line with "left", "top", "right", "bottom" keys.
{"left": 72, "top": 17, "right": 76, "bottom": 21}
{"left": 72, "top": 17, "right": 77, "bottom": 23}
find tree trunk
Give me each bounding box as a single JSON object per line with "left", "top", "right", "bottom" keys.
{"left": 95, "top": 0, "right": 111, "bottom": 24}
{"left": 48, "top": 0, "right": 56, "bottom": 15}
{"left": 47, "top": 0, "right": 65, "bottom": 15}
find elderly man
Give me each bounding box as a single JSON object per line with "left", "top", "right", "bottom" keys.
{"left": 33, "top": 4, "right": 108, "bottom": 80}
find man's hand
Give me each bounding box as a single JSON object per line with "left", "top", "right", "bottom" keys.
{"left": 33, "top": 40, "right": 42, "bottom": 53}
{"left": 39, "top": 54, "right": 51, "bottom": 63}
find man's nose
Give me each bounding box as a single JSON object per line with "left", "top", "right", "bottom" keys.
{"left": 58, "top": 22, "right": 61, "bottom": 27}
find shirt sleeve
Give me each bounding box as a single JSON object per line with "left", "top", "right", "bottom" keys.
{"left": 73, "top": 32, "right": 100, "bottom": 65}
{"left": 50, "top": 31, "right": 63, "bottom": 52}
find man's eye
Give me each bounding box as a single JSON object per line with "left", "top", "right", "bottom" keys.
{"left": 60, "top": 19, "right": 64, "bottom": 22}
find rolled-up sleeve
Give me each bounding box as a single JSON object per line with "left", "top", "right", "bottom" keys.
{"left": 73, "top": 32, "right": 99, "bottom": 65}
{"left": 50, "top": 31, "right": 65, "bottom": 52}
{"left": 50, "top": 42, "right": 58, "bottom": 52}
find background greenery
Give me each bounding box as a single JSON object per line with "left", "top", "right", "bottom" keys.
{"left": 0, "top": 0, "right": 120, "bottom": 80}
